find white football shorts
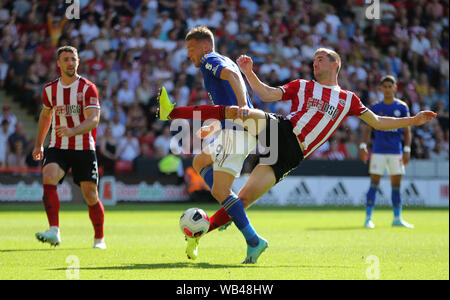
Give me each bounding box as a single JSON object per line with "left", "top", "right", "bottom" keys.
{"left": 369, "top": 153, "right": 405, "bottom": 176}
{"left": 206, "top": 129, "right": 257, "bottom": 178}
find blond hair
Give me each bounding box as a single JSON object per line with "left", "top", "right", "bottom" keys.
{"left": 185, "top": 26, "right": 215, "bottom": 49}
{"left": 314, "top": 48, "right": 341, "bottom": 74}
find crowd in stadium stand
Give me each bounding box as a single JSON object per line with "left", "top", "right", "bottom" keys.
{"left": 0, "top": 0, "right": 448, "bottom": 172}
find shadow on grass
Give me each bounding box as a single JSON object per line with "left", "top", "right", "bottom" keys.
{"left": 50, "top": 262, "right": 259, "bottom": 271}
{"left": 48, "top": 262, "right": 355, "bottom": 271}
{"left": 0, "top": 247, "right": 92, "bottom": 253}
{"left": 305, "top": 226, "right": 366, "bottom": 231}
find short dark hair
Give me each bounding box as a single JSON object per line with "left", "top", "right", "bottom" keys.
{"left": 57, "top": 46, "right": 78, "bottom": 60}
{"left": 185, "top": 26, "right": 215, "bottom": 49}
{"left": 380, "top": 75, "right": 397, "bottom": 85}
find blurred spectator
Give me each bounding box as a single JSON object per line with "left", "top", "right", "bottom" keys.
{"left": 0, "top": 119, "right": 9, "bottom": 167}
{"left": 154, "top": 125, "right": 172, "bottom": 158}
{"left": 0, "top": 2, "right": 10, "bottom": 26}
{"left": 99, "top": 126, "right": 118, "bottom": 175}
{"left": 345, "top": 131, "right": 359, "bottom": 159}
{"left": 117, "top": 80, "right": 135, "bottom": 107}
{"left": 126, "top": 101, "right": 147, "bottom": 135}
{"left": 0, "top": 104, "right": 17, "bottom": 135}
{"left": 23, "top": 64, "right": 42, "bottom": 114}
{"left": 79, "top": 14, "right": 100, "bottom": 44}
{"left": 0, "top": 50, "right": 8, "bottom": 88}
{"left": 109, "top": 112, "right": 126, "bottom": 140}
{"left": 326, "top": 138, "right": 348, "bottom": 161}
{"left": 7, "top": 139, "right": 26, "bottom": 168}
{"left": 7, "top": 48, "right": 29, "bottom": 90}
{"left": 116, "top": 129, "right": 140, "bottom": 162}
{"left": 119, "top": 62, "right": 141, "bottom": 90}
{"left": 139, "top": 130, "right": 156, "bottom": 158}
{"left": 13, "top": 0, "right": 32, "bottom": 20}
{"left": 132, "top": 6, "right": 157, "bottom": 33}
{"left": 8, "top": 122, "right": 28, "bottom": 155}
{"left": 0, "top": 0, "right": 447, "bottom": 167}
{"left": 47, "top": 14, "right": 67, "bottom": 47}
{"left": 135, "top": 76, "right": 154, "bottom": 108}
{"left": 98, "top": 57, "right": 120, "bottom": 90}
{"left": 385, "top": 46, "right": 402, "bottom": 78}
{"left": 250, "top": 32, "right": 270, "bottom": 57}
{"left": 34, "top": 37, "right": 55, "bottom": 68}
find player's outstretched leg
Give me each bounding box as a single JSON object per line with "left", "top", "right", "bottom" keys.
{"left": 156, "top": 86, "right": 225, "bottom": 121}
{"left": 156, "top": 86, "right": 175, "bottom": 120}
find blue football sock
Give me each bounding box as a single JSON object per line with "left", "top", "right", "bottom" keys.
{"left": 366, "top": 182, "right": 378, "bottom": 218}
{"left": 199, "top": 165, "right": 214, "bottom": 189}
{"left": 392, "top": 185, "right": 402, "bottom": 219}
{"left": 222, "top": 194, "right": 259, "bottom": 247}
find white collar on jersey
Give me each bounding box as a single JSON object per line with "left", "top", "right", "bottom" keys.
{"left": 313, "top": 80, "right": 340, "bottom": 90}
{"left": 58, "top": 76, "right": 81, "bottom": 88}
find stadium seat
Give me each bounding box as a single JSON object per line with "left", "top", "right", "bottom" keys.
{"left": 114, "top": 160, "right": 133, "bottom": 174}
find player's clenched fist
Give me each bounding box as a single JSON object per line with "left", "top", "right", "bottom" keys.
{"left": 32, "top": 146, "right": 44, "bottom": 161}
{"left": 236, "top": 55, "right": 253, "bottom": 75}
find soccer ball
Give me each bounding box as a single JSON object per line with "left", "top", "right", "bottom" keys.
{"left": 179, "top": 208, "right": 210, "bottom": 238}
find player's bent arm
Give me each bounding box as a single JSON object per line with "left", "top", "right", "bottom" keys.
{"left": 359, "top": 109, "right": 437, "bottom": 130}
{"left": 220, "top": 67, "right": 248, "bottom": 107}
{"left": 243, "top": 70, "right": 283, "bottom": 102}
{"left": 71, "top": 107, "right": 100, "bottom": 136}
{"left": 34, "top": 107, "right": 53, "bottom": 148}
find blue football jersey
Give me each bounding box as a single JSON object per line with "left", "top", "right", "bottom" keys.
{"left": 199, "top": 52, "right": 253, "bottom": 108}
{"left": 370, "top": 98, "right": 410, "bottom": 154}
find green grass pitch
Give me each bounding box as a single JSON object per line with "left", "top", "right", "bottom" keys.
{"left": 0, "top": 203, "right": 448, "bottom": 280}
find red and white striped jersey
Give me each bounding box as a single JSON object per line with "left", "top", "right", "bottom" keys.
{"left": 42, "top": 76, "right": 100, "bottom": 151}
{"left": 280, "top": 79, "right": 368, "bottom": 158}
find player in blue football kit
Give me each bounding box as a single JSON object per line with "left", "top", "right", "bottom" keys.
{"left": 160, "top": 26, "right": 267, "bottom": 263}
{"left": 359, "top": 75, "right": 414, "bottom": 229}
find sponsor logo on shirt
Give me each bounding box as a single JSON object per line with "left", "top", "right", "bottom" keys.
{"left": 88, "top": 97, "right": 99, "bottom": 106}
{"left": 55, "top": 105, "right": 81, "bottom": 116}
{"left": 306, "top": 97, "right": 340, "bottom": 120}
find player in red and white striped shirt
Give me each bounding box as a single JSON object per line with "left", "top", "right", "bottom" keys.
{"left": 32, "top": 46, "right": 105, "bottom": 249}
{"left": 158, "top": 48, "right": 436, "bottom": 255}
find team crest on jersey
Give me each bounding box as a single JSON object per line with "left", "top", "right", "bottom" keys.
{"left": 77, "top": 92, "right": 83, "bottom": 102}
{"left": 339, "top": 99, "right": 345, "bottom": 107}
{"left": 394, "top": 109, "right": 401, "bottom": 117}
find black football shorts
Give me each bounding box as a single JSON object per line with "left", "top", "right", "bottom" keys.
{"left": 258, "top": 113, "right": 304, "bottom": 183}
{"left": 43, "top": 148, "right": 99, "bottom": 186}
